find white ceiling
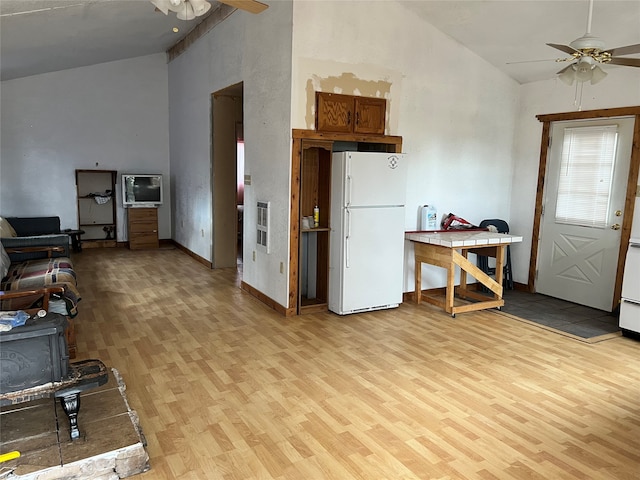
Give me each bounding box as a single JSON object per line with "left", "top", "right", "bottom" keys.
{"left": 1, "top": 0, "right": 639, "bottom": 83}
{"left": 0, "top": 0, "right": 223, "bottom": 81}
{"left": 401, "top": 0, "right": 640, "bottom": 84}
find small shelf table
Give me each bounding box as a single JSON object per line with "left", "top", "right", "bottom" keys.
{"left": 63, "top": 229, "right": 85, "bottom": 253}
{"left": 406, "top": 230, "right": 523, "bottom": 317}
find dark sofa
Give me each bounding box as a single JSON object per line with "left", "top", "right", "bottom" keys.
{"left": 1, "top": 216, "right": 70, "bottom": 261}
{"left": 6, "top": 216, "right": 61, "bottom": 236}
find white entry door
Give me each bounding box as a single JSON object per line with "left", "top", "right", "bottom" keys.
{"left": 536, "top": 117, "right": 634, "bottom": 311}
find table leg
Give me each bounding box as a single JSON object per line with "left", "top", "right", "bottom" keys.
{"left": 446, "top": 264, "right": 455, "bottom": 314}
{"left": 495, "top": 245, "right": 505, "bottom": 296}
{"left": 59, "top": 393, "right": 81, "bottom": 440}
{"left": 415, "top": 257, "right": 422, "bottom": 304}
{"left": 459, "top": 250, "right": 468, "bottom": 298}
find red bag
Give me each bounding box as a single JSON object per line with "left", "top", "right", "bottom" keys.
{"left": 441, "top": 213, "right": 477, "bottom": 230}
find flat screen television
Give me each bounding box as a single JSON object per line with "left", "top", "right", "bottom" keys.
{"left": 122, "top": 174, "right": 163, "bottom": 207}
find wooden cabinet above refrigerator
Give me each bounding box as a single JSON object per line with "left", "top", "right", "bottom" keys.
{"left": 315, "top": 92, "right": 386, "bottom": 135}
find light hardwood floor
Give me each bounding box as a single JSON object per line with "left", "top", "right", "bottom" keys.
{"left": 73, "top": 247, "right": 640, "bottom": 479}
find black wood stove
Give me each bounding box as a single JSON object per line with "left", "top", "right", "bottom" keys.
{"left": 0, "top": 314, "right": 108, "bottom": 440}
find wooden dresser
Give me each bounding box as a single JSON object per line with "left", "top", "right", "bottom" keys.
{"left": 127, "top": 207, "right": 159, "bottom": 250}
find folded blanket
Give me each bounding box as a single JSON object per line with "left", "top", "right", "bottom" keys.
{"left": 1, "top": 257, "right": 80, "bottom": 317}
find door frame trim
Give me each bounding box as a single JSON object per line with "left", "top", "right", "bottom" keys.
{"left": 531, "top": 106, "right": 640, "bottom": 310}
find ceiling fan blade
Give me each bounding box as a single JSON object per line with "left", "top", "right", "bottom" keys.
{"left": 219, "top": 0, "right": 268, "bottom": 14}
{"left": 507, "top": 58, "right": 569, "bottom": 65}
{"left": 605, "top": 43, "right": 640, "bottom": 56}
{"left": 608, "top": 58, "right": 640, "bottom": 67}
{"left": 547, "top": 43, "right": 579, "bottom": 55}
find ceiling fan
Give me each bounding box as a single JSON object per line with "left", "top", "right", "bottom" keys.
{"left": 545, "top": 0, "right": 640, "bottom": 85}
{"left": 151, "top": 0, "right": 267, "bottom": 20}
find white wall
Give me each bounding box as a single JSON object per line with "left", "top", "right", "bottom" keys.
{"left": 168, "top": 1, "right": 293, "bottom": 306}
{"left": 511, "top": 67, "right": 640, "bottom": 285}
{"left": 292, "top": 1, "right": 521, "bottom": 291}
{"left": 5, "top": 1, "right": 636, "bottom": 309}
{"left": 0, "top": 54, "right": 171, "bottom": 240}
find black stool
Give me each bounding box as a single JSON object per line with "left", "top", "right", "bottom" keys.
{"left": 477, "top": 219, "right": 513, "bottom": 290}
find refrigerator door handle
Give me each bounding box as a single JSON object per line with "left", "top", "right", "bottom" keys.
{"left": 346, "top": 175, "right": 352, "bottom": 206}
{"left": 345, "top": 208, "right": 351, "bottom": 268}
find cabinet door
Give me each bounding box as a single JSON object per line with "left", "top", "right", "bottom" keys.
{"left": 316, "top": 92, "right": 354, "bottom": 134}
{"left": 354, "top": 97, "right": 386, "bottom": 135}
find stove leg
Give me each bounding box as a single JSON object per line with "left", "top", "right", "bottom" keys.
{"left": 59, "top": 393, "right": 81, "bottom": 440}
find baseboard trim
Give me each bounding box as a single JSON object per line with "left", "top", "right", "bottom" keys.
{"left": 241, "top": 281, "right": 293, "bottom": 316}
{"left": 171, "top": 240, "right": 212, "bottom": 268}
{"left": 81, "top": 240, "right": 117, "bottom": 248}
{"left": 403, "top": 287, "right": 446, "bottom": 303}
{"left": 167, "top": 240, "right": 295, "bottom": 317}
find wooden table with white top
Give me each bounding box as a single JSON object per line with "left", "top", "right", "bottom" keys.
{"left": 405, "top": 230, "right": 523, "bottom": 317}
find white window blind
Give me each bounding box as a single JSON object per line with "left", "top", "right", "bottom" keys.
{"left": 555, "top": 125, "right": 619, "bottom": 228}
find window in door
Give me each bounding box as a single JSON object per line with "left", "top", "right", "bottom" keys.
{"left": 555, "top": 125, "right": 619, "bottom": 229}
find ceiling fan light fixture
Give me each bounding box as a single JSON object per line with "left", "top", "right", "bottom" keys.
{"left": 590, "top": 65, "right": 608, "bottom": 84}
{"left": 176, "top": 2, "right": 196, "bottom": 20}
{"left": 150, "top": 0, "right": 170, "bottom": 15}
{"left": 559, "top": 66, "right": 576, "bottom": 85}
{"left": 575, "top": 58, "right": 594, "bottom": 82}
{"left": 151, "top": 0, "right": 267, "bottom": 20}
{"left": 189, "top": 0, "right": 212, "bottom": 16}
{"left": 167, "top": 0, "right": 186, "bottom": 13}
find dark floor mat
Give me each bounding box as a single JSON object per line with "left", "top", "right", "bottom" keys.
{"left": 498, "top": 290, "right": 620, "bottom": 341}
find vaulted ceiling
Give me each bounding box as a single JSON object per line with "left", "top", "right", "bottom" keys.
{"left": 1, "top": 0, "right": 639, "bottom": 83}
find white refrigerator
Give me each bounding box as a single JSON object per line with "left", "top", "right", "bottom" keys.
{"left": 329, "top": 151, "right": 408, "bottom": 315}
{"left": 620, "top": 196, "right": 640, "bottom": 334}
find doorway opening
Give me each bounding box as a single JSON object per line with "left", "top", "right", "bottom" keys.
{"left": 211, "top": 82, "right": 244, "bottom": 269}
